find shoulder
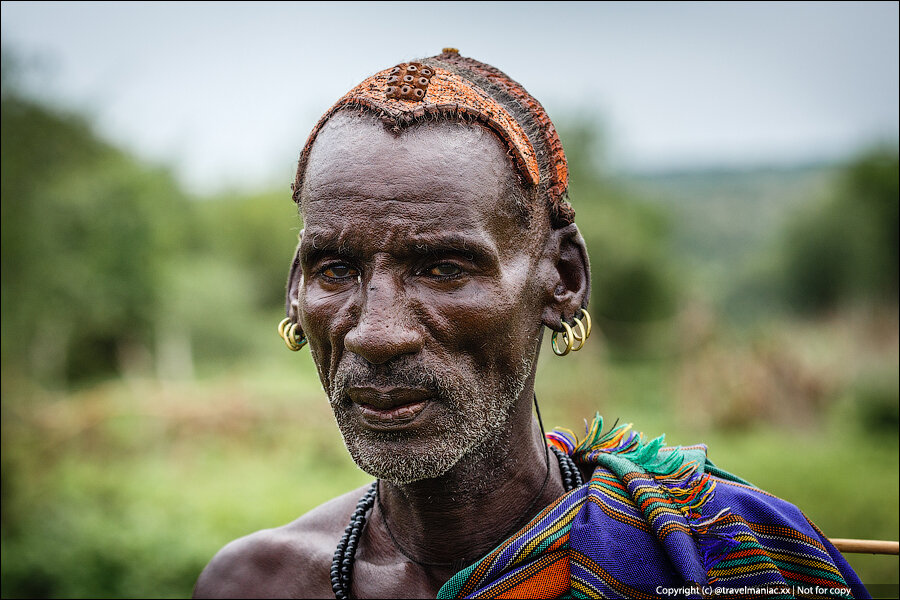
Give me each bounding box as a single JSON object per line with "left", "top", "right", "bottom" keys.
{"left": 706, "top": 476, "right": 843, "bottom": 557}
{"left": 710, "top": 476, "right": 813, "bottom": 528}
{"left": 193, "top": 484, "right": 372, "bottom": 599}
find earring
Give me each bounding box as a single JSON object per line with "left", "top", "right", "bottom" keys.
{"left": 551, "top": 321, "right": 574, "bottom": 356}
{"left": 571, "top": 308, "right": 591, "bottom": 351}
{"left": 571, "top": 317, "right": 587, "bottom": 352}
{"left": 578, "top": 308, "right": 592, "bottom": 338}
{"left": 552, "top": 309, "right": 592, "bottom": 356}
{"left": 277, "top": 317, "right": 308, "bottom": 351}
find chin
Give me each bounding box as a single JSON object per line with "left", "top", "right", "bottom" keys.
{"left": 339, "top": 421, "right": 472, "bottom": 484}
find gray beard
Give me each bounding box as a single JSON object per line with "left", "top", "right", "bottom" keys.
{"left": 327, "top": 355, "right": 533, "bottom": 485}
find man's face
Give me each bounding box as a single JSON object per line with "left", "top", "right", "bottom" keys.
{"left": 296, "top": 113, "right": 548, "bottom": 483}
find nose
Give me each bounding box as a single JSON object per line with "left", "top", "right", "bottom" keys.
{"left": 343, "top": 272, "right": 424, "bottom": 365}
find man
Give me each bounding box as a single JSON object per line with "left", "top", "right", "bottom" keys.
{"left": 194, "top": 50, "right": 868, "bottom": 599}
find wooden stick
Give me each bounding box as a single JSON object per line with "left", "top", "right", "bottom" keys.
{"left": 829, "top": 538, "right": 899, "bottom": 555}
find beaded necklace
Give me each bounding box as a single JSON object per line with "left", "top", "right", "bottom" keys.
{"left": 330, "top": 446, "right": 583, "bottom": 599}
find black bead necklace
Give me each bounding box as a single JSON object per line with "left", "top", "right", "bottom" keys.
{"left": 551, "top": 445, "right": 584, "bottom": 489}
{"left": 330, "top": 447, "right": 583, "bottom": 599}
{"left": 330, "top": 482, "right": 377, "bottom": 599}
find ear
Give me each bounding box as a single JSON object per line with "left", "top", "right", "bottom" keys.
{"left": 285, "top": 230, "right": 304, "bottom": 320}
{"left": 540, "top": 223, "right": 591, "bottom": 330}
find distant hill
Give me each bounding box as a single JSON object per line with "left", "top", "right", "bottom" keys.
{"left": 627, "top": 163, "right": 837, "bottom": 263}
{"left": 622, "top": 163, "right": 839, "bottom": 304}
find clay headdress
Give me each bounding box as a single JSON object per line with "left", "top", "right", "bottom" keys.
{"left": 292, "top": 49, "right": 574, "bottom": 228}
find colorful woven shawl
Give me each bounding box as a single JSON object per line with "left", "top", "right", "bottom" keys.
{"left": 437, "top": 415, "right": 869, "bottom": 599}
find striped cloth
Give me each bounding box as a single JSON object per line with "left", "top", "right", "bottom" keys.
{"left": 437, "top": 416, "right": 869, "bottom": 599}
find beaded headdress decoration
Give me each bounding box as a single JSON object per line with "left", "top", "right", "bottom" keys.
{"left": 292, "top": 49, "right": 575, "bottom": 228}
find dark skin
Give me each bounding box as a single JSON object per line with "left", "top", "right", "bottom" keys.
{"left": 194, "top": 113, "right": 590, "bottom": 599}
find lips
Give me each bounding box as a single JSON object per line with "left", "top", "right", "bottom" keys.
{"left": 347, "top": 386, "right": 431, "bottom": 429}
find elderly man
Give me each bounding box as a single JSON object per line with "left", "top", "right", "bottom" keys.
{"left": 194, "top": 51, "right": 868, "bottom": 599}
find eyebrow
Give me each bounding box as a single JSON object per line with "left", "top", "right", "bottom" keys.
{"left": 300, "top": 229, "right": 498, "bottom": 266}
{"left": 407, "top": 233, "right": 495, "bottom": 258}
{"left": 299, "top": 231, "right": 358, "bottom": 267}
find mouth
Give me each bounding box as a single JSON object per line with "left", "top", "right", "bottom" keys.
{"left": 347, "top": 386, "right": 432, "bottom": 429}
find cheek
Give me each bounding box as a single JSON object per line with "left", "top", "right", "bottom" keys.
{"left": 299, "top": 284, "right": 355, "bottom": 371}
{"left": 418, "top": 264, "right": 539, "bottom": 370}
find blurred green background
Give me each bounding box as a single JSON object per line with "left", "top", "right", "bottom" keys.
{"left": 2, "top": 46, "right": 898, "bottom": 598}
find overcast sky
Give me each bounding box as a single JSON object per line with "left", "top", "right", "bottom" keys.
{"left": 2, "top": 1, "right": 898, "bottom": 194}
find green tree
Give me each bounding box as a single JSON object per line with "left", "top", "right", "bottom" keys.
{"left": 557, "top": 117, "right": 682, "bottom": 355}
{"left": 1, "top": 69, "right": 190, "bottom": 384}
{"left": 780, "top": 148, "right": 899, "bottom": 312}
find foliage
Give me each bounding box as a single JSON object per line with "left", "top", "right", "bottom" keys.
{"left": 780, "top": 148, "right": 899, "bottom": 312}
{"left": 190, "top": 189, "right": 300, "bottom": 310}
{"left": 557, "top": 119, "right": 683, "bottom": 356}
{"left": 1, "top": 90, "right": 190, "bottom": 384}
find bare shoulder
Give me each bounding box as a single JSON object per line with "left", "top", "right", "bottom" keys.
{"left": 193, "top": 484, "right": 372, "bottom": 599}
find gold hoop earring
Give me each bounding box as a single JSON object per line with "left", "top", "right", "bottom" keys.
{"left": 287, "top": 323, "right": 307, "bottom": 351}
{"left": 277, "top": 317, "right": 290, "bottom": 339}
{"left": 579, "top": 308, "right": 592, "bottom": 339}
{"left": 277, "top": 318, "right": 307, "bottom": 351}
{"left": 551, "top": 321, "right": 574, "bottom": 356}
{"left": 571, "top": 317, "right": 587, "bottom": 352}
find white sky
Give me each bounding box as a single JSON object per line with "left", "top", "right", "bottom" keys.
{"left": 2, "top": 1, "right": 898, "bottom": 195}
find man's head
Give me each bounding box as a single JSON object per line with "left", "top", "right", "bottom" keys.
{"left": 286, "top": 51, "right": 590, "bottom": 484}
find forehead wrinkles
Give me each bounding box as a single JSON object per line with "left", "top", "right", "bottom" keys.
{"left": 303, "top": 194, "right": 478, "bottom": 228}
{"left": 300, "top": 113, "right": 512, "bottom": 212}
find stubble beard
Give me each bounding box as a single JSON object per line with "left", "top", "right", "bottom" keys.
{"left": 327, "top": 355, "right": 534, "bottom": 485}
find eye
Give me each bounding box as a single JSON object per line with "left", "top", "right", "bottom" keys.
{"left": 322, "top": 263, "right": 359, "bottom": 279}
{"left": 427, "top": 263, "right": 461, "bottom": 278}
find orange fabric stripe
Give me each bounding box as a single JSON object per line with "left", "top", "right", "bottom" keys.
{"left": 495, "top": 557, "right": 570, "bottom": 599}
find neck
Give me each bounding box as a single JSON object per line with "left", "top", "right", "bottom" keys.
{"left": 373, "top": 384, "right": 564, "bottom": 569}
